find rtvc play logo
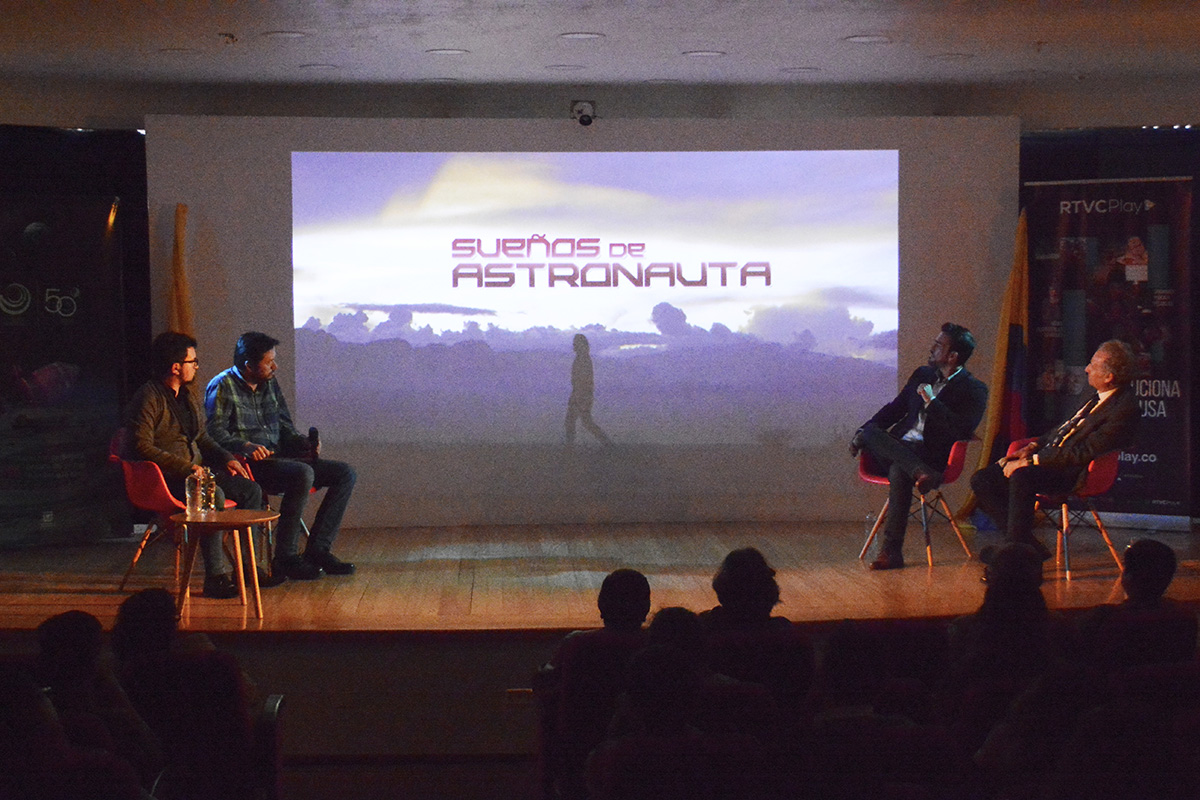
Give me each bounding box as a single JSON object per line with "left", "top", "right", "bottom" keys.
{"left": 1058, "top": 198, "right": 1155, "bottom": 214}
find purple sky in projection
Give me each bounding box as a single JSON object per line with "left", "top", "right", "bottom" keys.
{"left": 291, "top": 150, "right": 898, "bottom": 444}
{"left": 293, "top": 151, "right": 897, "bottom": 227}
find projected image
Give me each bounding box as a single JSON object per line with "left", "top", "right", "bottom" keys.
{"left": 292, "top": 150, "right": 898, "bottom": 445}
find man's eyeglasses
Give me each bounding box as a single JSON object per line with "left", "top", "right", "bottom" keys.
{"left": 180, "top": 359, "right": 199, "bottom": 365}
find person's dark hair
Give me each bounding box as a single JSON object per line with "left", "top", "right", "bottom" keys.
{"left": 597, "top": 568, "right": 651, "bottom": 629}
{"left": 36, "top": 610, "right": 103, "bottom": 685}
{"left": 150, "top": 331, "right": 197, "bottom": 378}
{"left": 1097, "top": 339, "right": 1137, "bottom": 384}
{"left": 234, "top": 331, "right": 280, "bottom": 371}
{"left": 712, "top": 547, "right": 781, "bottom": 615}
{"left": 1122, "top": 538, "right": 1177, "bottom": 602}
{"left": 647, "top": 606, "right": 706, "bottom": 665}
{"left": 941, "top": 322, "right": 976, "bottom": 365}
{"left": 112, "top": 588, "right": 178, "bottom": 663}
{"left": 978, "top": 543, "right": 1048, "bottom": 621}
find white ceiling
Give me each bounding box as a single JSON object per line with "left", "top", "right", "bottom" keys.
{"left": 4, "top": 1, "right": 1200, "bottom": 88}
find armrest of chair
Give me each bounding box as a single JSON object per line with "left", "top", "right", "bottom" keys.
{"left": 252, "top": 693, "right": 285, "bottom": 800}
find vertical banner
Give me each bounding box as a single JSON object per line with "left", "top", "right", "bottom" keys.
{"left": 1023, "top": 178, "right": 1191, "bottom": 516}
{"left": 0, "top": 196, "right": 128, "bottom": 545}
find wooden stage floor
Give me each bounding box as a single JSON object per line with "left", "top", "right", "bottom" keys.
{"left": 2, "top": 520, "right": 1198, "bottom": 633}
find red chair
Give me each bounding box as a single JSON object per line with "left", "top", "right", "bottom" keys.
{"left": 109, "top": 429, "right": 236, "bottom": 592}
{"left": 1006, "top": 437, "right": 1123, "bottom": 580}
{"left": 858, "top": 439, "right": 973, "bottom": 567}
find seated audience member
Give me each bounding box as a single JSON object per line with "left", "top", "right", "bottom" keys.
{"left": 972, "top": 664, "right": 1107, "bottom": 800}
{"left": 699, "top": 547, "right": 790, "bottom": 631}
{"left": 205, "top": 331, "right": 357, "bottom": 581}
{"left": 586, "top": 644, "right": 764, "bottom": 800}
{"left": 112, "top": 589, "right": 261, "bottom": 800}
{"left": 1074, "top": 538, "right": 1198, "bottom": 669}
{"left": 940, "top": 543, "right": 1069, "bottom": 750}
{"left": 125, "top": 331, "right": 264, "bottom": 599}
{"left": 0, "top": 663, "right": 144, "bottom": 800}
{"left": 699, "top": 548, "right": 813, "bottom": 713}
{"left": 36, "top": 610, "right": 163, "bottom": 788}
{"left": 638, "top": 607, "right": 779, "bottom": 742}
{"left": 111, "top": 588, "right": 220, "bottom": 665}
{"left": 534, "top": 569, "right": 651, "bottom": 800}
{"left": 799, "top": 620, "right": 967, "bottom": 800}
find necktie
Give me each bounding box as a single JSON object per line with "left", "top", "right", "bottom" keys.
{"left": 1049, "top": 396, "right": 1098, "bottom": 447}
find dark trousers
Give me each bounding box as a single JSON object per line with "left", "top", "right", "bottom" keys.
{"left": 969, "top": 461, "right": 1080, "bottom": 542}
{"left": 860, "top": 426, "right": 941, "bottom": 553}
{"left": 247, "top": 458, "right": 357, "bottom": 559}
{"left": 166, "top": 472, "right": 263, "bottom": 576}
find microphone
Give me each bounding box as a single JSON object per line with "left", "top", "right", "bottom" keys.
{"left": 308, "top": 427, "right": 320, "bottom": 459}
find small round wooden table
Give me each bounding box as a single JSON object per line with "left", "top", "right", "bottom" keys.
{"left": 170, "top": 509, "right": 280, "bottom": 619}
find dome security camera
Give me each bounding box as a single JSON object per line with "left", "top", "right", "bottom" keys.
{"left": 571, "top": 100, "right": 596, "bottom": 127}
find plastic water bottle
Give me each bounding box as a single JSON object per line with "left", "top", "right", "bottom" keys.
{"left": 185, "top": 471, "right": 203, "bottom": 518}
{"left": 201, "top": 468, "right": 218, "bottom": 514}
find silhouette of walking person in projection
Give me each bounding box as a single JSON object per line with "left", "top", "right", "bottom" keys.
{"left": 565, "top": 334, "right": 612, "bottom": 447}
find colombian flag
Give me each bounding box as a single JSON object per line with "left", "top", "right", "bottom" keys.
{"left": 960, "top": 210, "right": 1029, "bottom": 518}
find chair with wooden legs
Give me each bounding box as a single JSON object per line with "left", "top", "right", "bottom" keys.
{"left": 1005, "top": 437, "right": 1123, "bottom": 581}
{"left": 859, "top": 439, "right": 973, "bottom": 567}
{"left": 109, "top": 429, "right": 235, "bottom": 591}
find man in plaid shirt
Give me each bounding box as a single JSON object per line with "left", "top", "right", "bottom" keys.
{"left": 205, "top": 331, "right": 357, "bottom": 581}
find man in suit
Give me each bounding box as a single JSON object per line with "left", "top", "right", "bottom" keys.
{"left": 852, "top": 323, "right": 989, "bottom": 570}
{"left": 970, "top": 339, "right": 1139, "bottom": 558}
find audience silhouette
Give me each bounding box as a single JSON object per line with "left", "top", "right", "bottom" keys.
{"left": 0, "top": 662, "right": 146, "bottom": 800}
{"left": 7, "top": 532, "right": 1198, "bottom": 800}
{"left": 533, "top": 540, "right": 1198, "bottom": 800}
{"left": 111, "top": 588, "right": 264, "bottom": 800}
{"left": 536, "top": 569, "right": 652, "bottom": 800}
{"left": 1074, "top": 537, "right": 1198, "bottom": 669}
{"left": 36, "top": 610, "right": 164, "bottom": 788}
{"left": 699, "top": 548, "right": 814, "bottom": 718}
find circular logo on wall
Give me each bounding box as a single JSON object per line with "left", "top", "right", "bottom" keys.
{"left": 1, "top": 283, "right": 32, "bottom": 316}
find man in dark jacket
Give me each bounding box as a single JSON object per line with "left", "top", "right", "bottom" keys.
{"left": 852, "top": 322, "right": 989, "bottom": 570}
{"left": 970, "top": 339, "right": 1139, "bottom": 557}
{"left": 124, "top": 332, "right": 262, "bottom": 598}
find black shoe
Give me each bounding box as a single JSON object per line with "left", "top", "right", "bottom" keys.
{"left": 203, "top": 573, "right": 240, "bottom": 599}
{"left": 869, "top": 551, "right": 905, "bottom": 571}
{"left": 245, "top": 565, "right": 287, "bottom": 588}
{"left": 305, "top": 549, "right": 356, "bottom": 575}
{"left": 273, "top": 555, "right": 324, "bottom": 580}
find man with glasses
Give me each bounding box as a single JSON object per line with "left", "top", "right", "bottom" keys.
{"left": 205, "top": 331, "right": 357, "bottom": 581}
{"left": 124, "top": 332, "right": 262, "bottom": 599}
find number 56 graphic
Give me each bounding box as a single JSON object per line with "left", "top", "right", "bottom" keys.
{"left": 44, "top": 287, "right": 79, "bottom": 317}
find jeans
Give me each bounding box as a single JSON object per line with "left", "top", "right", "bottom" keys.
{"left": 245, "top": 458, "right": 357, "bottom": 558}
